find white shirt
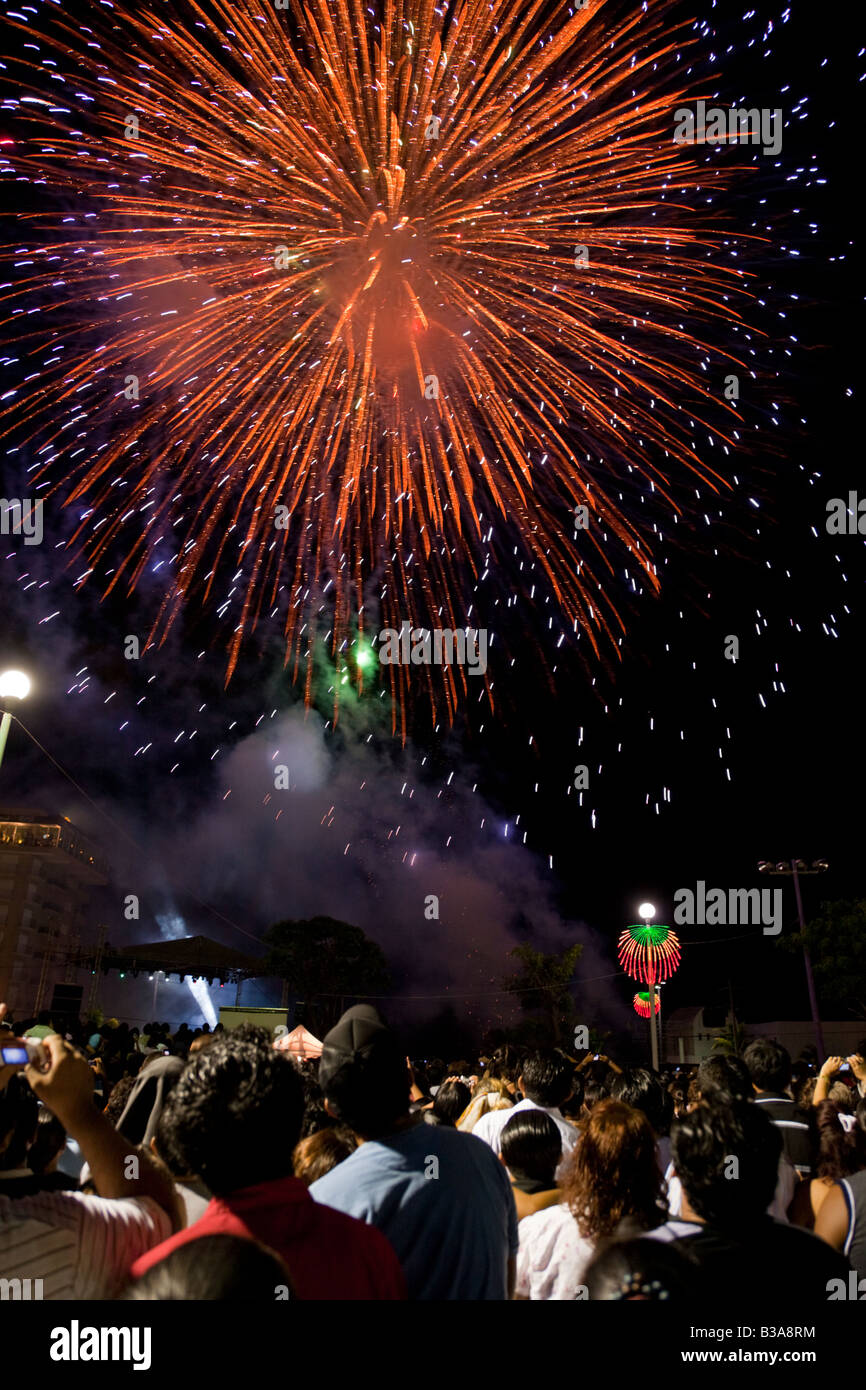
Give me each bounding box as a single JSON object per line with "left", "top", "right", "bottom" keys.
{"left": 0, "top": 1189, "right": 172, "bottom": 1299}
{"left": 516, "top": 1201, "right": 691, "bottom": 1299}
{"left": 515, "top": 1202, "right": 595, "bottom": 1300}
{"left": 472, "top": 1098, "right": 579, "bottom": 1180}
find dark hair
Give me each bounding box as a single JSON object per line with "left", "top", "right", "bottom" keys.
{"left": 696, "top": 1054, "right": 752, "bottom": 1105}
{"left": 155, "top": 1025, "right": 304, "bottom": 1195}
{"left": 743, "top": 1038, "right": 791, "bottom": 1093}
{"left": 292, "top": 1126, "right": 358, "bottom": 1185}
{"left": 488, "top": 1045, "right": 523, "bottom": 1084}
{"left": 521, "top": 1049, "right": 574, "bottom": 1108}
{"left": 581, "top": 1079, "right": 608, "bottom": 1114}
{"left": 0, "top": 1074, "right": 39, "bottom": 1171}
{"left": 563, "top": 1099, "right": 666, "bottom": 1240}
{"left": 610, "top": 1068, "right": 669, "bottom": 1135}
{"left": 429, "top": 1080, "right": 471, "bottom": 1127}
{"left": 500, "top": 1109, "right": 562, "bottom": 1187}
{"left": 27, "top": 1108, "right": 67, "bottom": 1176}
{"left": 585, "top": 1237, "right": 697, "bottom": 1301}
{"left": 671, "top": 1100, "right": 781, "bottom": 1227}
{"left": 103, "top": 1074, "right": 137, "bottom": 1125}
{"left": 319, "top": 1042, "right": 409, "bottom": 1140}
{"left": 123, "top": 1235, "right": 290, "bottom": 1300}
{"left": 810, "top": 1100, "right": 866, "bottom": 1180}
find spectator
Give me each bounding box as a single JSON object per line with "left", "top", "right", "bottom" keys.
{"left": 456, "top": 1076, "right": 513, "bottom": 1133}
{"left": 814, "top": 1098, "right": 866, "bottom": 1283}
{"left": 292, "top": 1127, "right": 358, "bottom": 1186}
{"left": 744, "top": 1038, "right": 811, "bottom": 1175}
{"left": 0, "top": 1010, "right": 178, "bottom": 1298}
{"left": 310, "top": 1005, "right": 518, "bottom": 1299}
{"left": 27, "top": 1109, "right": 78, "bottom": 1191}
{"left": 23, "top": 1011, "right": 55, "bottom": 1041}
{"left": 515, "top": 1100, "right": 676, "bottom": 1300}
{"left": 665, "top": 1052, "right": 796, "bottom": 1222}
{"left": 610, "top": 1068, "right": 673, "bottom": 1171}
{"left": 123, "top": 1233, "right": 291, "bottom": 1300}
{"left": 696, "top": 1054, "right": 752, "bottom": 1105}
{"left": 129, "top": 1024, "right": 405, "bottom": 1299}
{"left": 789, "top": 1100, "right": 866, "bottom": 1230}
{"left": 425, "top": 1078, "right": 471, "bottom": 1128}
{"left": 499, "top": 1110, "right": 562, "bottom": 1221}
{"left": 115, "top": 1055, "right": 185, "bottom": 1148}
{"left": 665, "top": 1099, "right": 850, "bottom": 1298}
{"left": 472, "top": 1048, "right": 578, "bottom": 1179}
{"left": 585, "top": 1236, "right": 697, "bottom": 1301}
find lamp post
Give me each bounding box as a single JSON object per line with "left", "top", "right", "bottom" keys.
{"left": 0, "top": 670, "right": 31, "bottom": 772}
{"left": 618, "top": 905, "right": 681, "bottom": 1071}
{"left": 758, "top": 859, "right": 828, "bottom": 1058}
{"left": 639, "top": 904, "right": 660, "bottom": 1070}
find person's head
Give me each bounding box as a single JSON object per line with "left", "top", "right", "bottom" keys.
{"left": 156, "top": 1025, "right": 304, "bottom": 1195}
{"left": 696, "top": 1054, "right": 752, "bottom": 1105}
{"left": 429, "top": 1079, "right": 471, "bottom": 1127}
{"left": 797, "top": 1076, "right": 817, "bottom": 1109}
{"left": 581, "top": 1079, "right": 608, "bottom": 1117}
{"left": 317, "top": 1005, "right": 409, "bottom": 1140}
{"left": 292, "top": 1126, "right": 358, "bottom": 1185}
{"left": 123, "top": 1235, "right": 290, "bottom": 1300}
{"left": 810, "top": 1100, "right": 866, "bottom": 1181}
{"left": 609, "top": 1068, "right": 669, "bottom": 1135}
{"left": 519, "top": 1049, "right": 574, "bottom": 1109}
{"left": 0, "top": 1074, "right": 38, "bottom": 1171}
{"left": 27, "top": 1107, "right": 67, "bottom": 1175}
{"left": 828, "top": 1082, "right": 854, "bottom": 1111}
{"left": 743, "top": 1038, "right": 791, "bottom": 1094}
{"left": 499, "top": 1109, "right": 562, "bottom": 1190}
{"left": 585, "top": 1237, "right": 697, "bottom": 1301}
{"left": 189, "top": 1033, "right": 216, "bottom": 1055}
{"left": 671, "top": 1099, "right": 781, "bottom": 1227}
{"left": 668, "top": 1083, "right": 688, "bottom": 1120}
{"left": 562, "top": 1099, "right": 665, "bottom": 1240}
{"left": 487, "top": 1044, "right": 522, "bottom": 1085}
{"left": 103, "top": 1074, "right": 137, "bottom": 1125}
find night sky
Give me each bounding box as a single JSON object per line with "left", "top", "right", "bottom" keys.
{"left": 0, "top": 0, "right": 862, "bottom": 1043}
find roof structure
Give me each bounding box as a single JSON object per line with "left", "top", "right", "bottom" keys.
{"left": 80, "top": 933, "right": 263, "bottom": 984}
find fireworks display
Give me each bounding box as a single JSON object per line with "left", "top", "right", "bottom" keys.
{"left": 617, "top": 923, "right": 681, "bottom": 986}
{"left": 1, "top": 0, "right": 755, "bottom": 731}
{"left": 0, "top": 0, "right": 856, "bottom": 1041}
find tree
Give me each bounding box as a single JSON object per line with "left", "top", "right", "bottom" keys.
{"left": 503, "top": 943, "right": 583, "bottom": 1045}
{"left": 712, "top": 1013, "right": 751, "bottom": 1057}
{"left": 778, "top": 898, "right": 866, "bottom": 1020}
{"left": 261, "top": 916, "right": 390, "bottom": 1035}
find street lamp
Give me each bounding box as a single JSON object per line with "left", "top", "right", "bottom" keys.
{"left": 639, "top": 903, "right": 660, "bottom": 1070}
{"left": 758, "top": 859, "right": 828, "bottom": 1057}
{"left": 618, "top": 903, "right": 681, "bottom": 1071}
{"left": 0, "top": 669, "right": 31, "bottom": 772}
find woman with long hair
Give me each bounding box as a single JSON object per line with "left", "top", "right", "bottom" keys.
{"left": 515, "top": 1099, "right": 675, "bottom": 1300}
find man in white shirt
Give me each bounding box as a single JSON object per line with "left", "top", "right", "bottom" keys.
{"left": 0, "top": 1006, "right": 178, "bottom": 1298}
{"left": 473, "top": 1049, "right": 579, "bottom": 1179}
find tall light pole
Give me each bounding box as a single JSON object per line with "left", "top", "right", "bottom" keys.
{"left": 0, "top": 670, "right": 31, "bottom": 772}
{"left": 758, "top": 859, "right": 828, "bottom": 1058}
{"left": 638, "top": 903, "right": 660, "bottom": 1070}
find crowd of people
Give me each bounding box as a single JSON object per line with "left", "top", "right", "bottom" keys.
{"left": 2, "top": 998, "right": 865, "bottom": 1300}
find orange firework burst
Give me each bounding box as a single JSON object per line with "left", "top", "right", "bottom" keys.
{"left": 1, "top": 0, "right": 752, "bottom": 730}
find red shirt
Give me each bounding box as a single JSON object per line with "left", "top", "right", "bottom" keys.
{"left": 130, "top": 1175, "right": 406, "bottom": 1300}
